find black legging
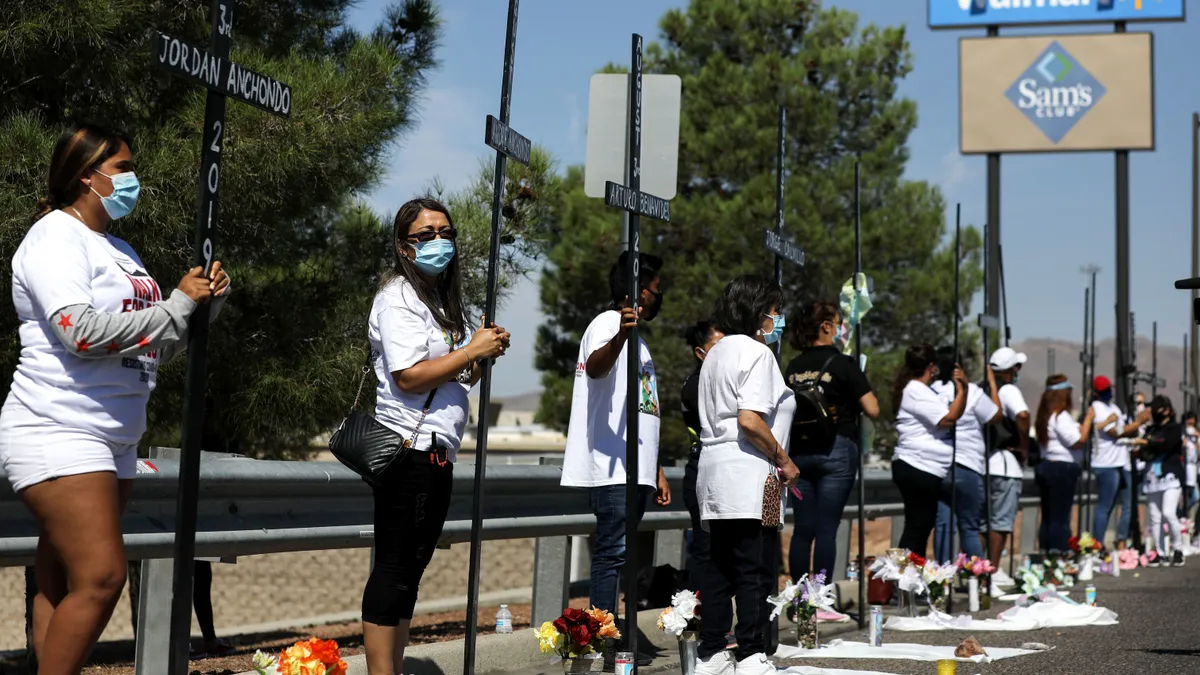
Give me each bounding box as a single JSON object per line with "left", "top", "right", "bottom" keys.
{"left": 362, "top": 454, "right": 453, "bottom": 625}
{"left": 892, "top": 459, "right": 944, "bottom": 557}
{"left": 193, "top": 561, "right": 216, "bottom": 642}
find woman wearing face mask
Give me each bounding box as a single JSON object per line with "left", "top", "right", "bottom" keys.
{"left": 362, "top": 197, "right": 510, "bottom": 675}
{"left": 0, "top": 123, "right": 230, "bottom": 674}
{"left": 681, "top": 320, "right": 724, "bottom": 581}
{"left": 1131, "top": 396, "right": 1187, "bottom": 567}
{"left": 890, "top": 344, "right": 968, "bottom": 558}
{"left": 1034, "top": 375, "right": 1100, "bottom": 552}
{"left": 694, "top": 276, "right": 798, "bottom": 675}
{"left": 784, "top": 301, "right": 878, "bottom": 583}
{"left": 1089, "top": 376, "right": 1149, "bottom": 550}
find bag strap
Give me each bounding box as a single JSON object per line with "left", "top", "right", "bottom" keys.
{"left": 812, "top": 353, "right": 839, "bottom": 389}
{"left": 406, "top": 389, "right": 439, "bottom": 449}
{"left": 348, "top": 345, "right": 438, "bottom": 445}
{"left": 349, "top": 348, "right": 373, "bottom": 413}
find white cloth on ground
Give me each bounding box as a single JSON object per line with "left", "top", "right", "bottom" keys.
{"left": 884, "top": 598, "right": 1118, "bottom": 632}
{"left": 774, "top": 640, "right": 1037, "bottom": 663}
{"left": 778, "top": 667, "right": 907, "bottom": 675}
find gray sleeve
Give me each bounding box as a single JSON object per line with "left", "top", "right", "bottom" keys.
{"left": 51, "top": 290, "right": 197, "bottom": 359}
{"left": 156, "top": 292, "right": 230, "bottom": 364}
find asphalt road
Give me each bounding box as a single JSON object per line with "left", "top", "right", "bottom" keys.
{"left": 779, "top": 562, "right": 1200, "bottom": 675}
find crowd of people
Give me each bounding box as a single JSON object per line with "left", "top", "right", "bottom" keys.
{"left": 1, "top": 123, "right": 1194, "bottom": 675}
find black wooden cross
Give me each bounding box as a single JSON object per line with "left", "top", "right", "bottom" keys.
{"left": 464, "top": 1, "right": 535, "bottom": 672}
{"left": 599, "top": 33, "right": 672, "bottom": 671}
{"left": 764, "top": 107, "right": 804, "bottom": 345}
{"left": 150, "top": 2, "right": 291, "bottom": 672}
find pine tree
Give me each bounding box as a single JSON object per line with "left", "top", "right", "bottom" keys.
{"left": 535, "top": 0, "right": 982, "bottom": 458}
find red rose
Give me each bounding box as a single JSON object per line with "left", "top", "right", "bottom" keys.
{"left": 555, "top": 608, "right": 601, "bottom": 648}
{"left": 908, "top": 553, "right": 927, "bottom": 567}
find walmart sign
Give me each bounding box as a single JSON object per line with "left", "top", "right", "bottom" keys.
{"left": 929, "top": 0, "right": 1185, "bottom": 29}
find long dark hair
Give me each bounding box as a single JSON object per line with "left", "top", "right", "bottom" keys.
{"left": 792, "top": 300, "right": 839, "bottom": 349}
{"left": 1035, "top": 374, "right": 1073, "bottom": 442}
{"left": 891, "top": 343, "right": 936, "bottom": 411}
{"left": 685, "top": 320, "right": 718, "bottom": 364}
{"left": 382, "top": 197, "right": 468, "bottom": 341}
{"left": 36, "top": 123, "right": 132, "bottom": 223}
{"left": 713, "top": 275, "right": 783, "bottom": 337}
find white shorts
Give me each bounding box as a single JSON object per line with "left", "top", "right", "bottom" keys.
{"left": 0, "top": 403, "right": 137, "bottom": 492}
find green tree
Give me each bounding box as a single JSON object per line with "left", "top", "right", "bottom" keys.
{"left": 535, "top": 0, "right": 983, "bottom": 460}
{"left": 1, "top": 0, "right": 561, "bottom": 456}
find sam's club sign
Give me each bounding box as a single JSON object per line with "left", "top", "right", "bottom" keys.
{"left": 929, "top": 0, "right": 1185, "bottom": 29}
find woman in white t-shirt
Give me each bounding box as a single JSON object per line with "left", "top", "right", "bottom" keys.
{"left": 362, "top": 198, "right": 509, "bottom": 675}
{"left": 889, "top": 344, "right": 967, "bottom": 558}
{"left": 0, "top": 123, "right": 230, "bottom": 672}
{"left": 695, "top": 276, "right": 798, "bottom": 675}
{"left": 1033, "top": 375, "right": 1099, "bottom": 551}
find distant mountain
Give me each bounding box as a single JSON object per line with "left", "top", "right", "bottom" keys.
{"left": 1008, "top": 336, "right": 1193, "bottom": 411}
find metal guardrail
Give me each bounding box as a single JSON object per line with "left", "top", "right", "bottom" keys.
{"left": 1, "top": 450, "right": 1107, "bottom": 670}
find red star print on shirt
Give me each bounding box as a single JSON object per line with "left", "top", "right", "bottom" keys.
{"left": 75, "top": 338, "right": 91, "bottom": 353}
{"left": 137, "top": 336, "right": 151, "bottom": 350}
{"left": 106, "top": 341, "right": 121, "bottom": 354}
{"left": 57, "top": 313, "right": 73, "bottom": 331}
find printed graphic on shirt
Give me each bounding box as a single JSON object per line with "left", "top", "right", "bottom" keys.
{"left": 122, "top": 274, "right": 163, "bottom": 380}
{"left": 639, "top": 367, "right": 660, "bottom": 418}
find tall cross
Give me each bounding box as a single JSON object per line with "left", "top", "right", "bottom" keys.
{"left": 464, "top": 0, "right": 535, "bottom": 672}
{"left": 150, "top": 2, "right": 291, "bottom": 672}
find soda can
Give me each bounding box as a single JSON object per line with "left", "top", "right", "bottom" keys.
{"left": 615, "top": 652, "right": 634, "bottom": 675}
{"left": 869, "top": 605, "right": 884, "bottom": 647}
{"left": 1085, "top": 584, "right": 1097, "bottom": 606}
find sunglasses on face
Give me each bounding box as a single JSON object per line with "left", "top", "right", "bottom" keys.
{"left": 406, "top": 227, "right": 457, "bottom": 243}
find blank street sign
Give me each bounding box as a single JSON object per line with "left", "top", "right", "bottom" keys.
{"left": 585, "top": 73, "right": 681, "bottom": 200}
{"left": 978, "top": 314, "right": 1001, "bottom": 330}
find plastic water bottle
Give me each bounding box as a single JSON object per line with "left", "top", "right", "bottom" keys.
{"left": 495, "top": 605, "right": 513, "bottom": 634}
{"left": 847, "top": 560, "right": 859, "bottom": 582}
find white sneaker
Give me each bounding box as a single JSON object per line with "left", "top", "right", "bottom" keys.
{"left": 694, "top": 649, "right": 736, "bottom": 675}
{"left": 735, "top": 653, "right": 778, "bottom": 675}
{"left": 992, "top": 569, "right": 1017, "bottom": 588}
{"left": 990, "top": 582, "right": 1008, "bottom": 599}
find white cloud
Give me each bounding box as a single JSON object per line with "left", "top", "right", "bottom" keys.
{"left": 940, "top": 149, "right": 972, "bottom": 192}
{"left": 362, "top": 86, "right": 487, "bottom": 216}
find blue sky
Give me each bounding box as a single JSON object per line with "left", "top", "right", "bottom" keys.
{"left": 346, "top": 0, "right": 1200, "bottom": 397}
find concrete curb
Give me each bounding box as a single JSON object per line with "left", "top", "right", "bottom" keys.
{"left": 237, "top": 608, "right": 863, "bottom": 675}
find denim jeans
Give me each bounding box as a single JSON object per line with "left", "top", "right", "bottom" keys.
{"left": 933, "top": 466, "right": 986, "bottom": 562}
{"left": 1093, "top": 466, "right": 1132, "bottom": 543}
{"left": 789, "top": 435, "right": 860, "bottom": 580}
{"left": 589, "top": 484, "right": 653, "bottom": 614}
{"left": 1035, "top": 460, "right": 1081, "bottom": 552}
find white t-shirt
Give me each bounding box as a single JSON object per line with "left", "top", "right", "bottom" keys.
{"left": 1090, "top": 400, "right": 1128, "bottom": 469}
{"left": 931, "top": 381, "right": 998, "bottom": 475}
{"left": 3, "top": 210, "right": 166, "bottom": 445}
{"left": 561, "top": 310, "right": 660, "bottom": 488}
{"left": 1185, "top": 428, "right": 1198, "bottom": 488}
{"left": 369, "top": 278, "right": 472, "bottom": 462}
{"left": 696, "top": 335, "right": 796, "bottom": 522}
{"left": 988, "top": 383, "right": 1029, "bottom": 479}
{"left": 893, "top": 380, "right": 954, "bottom": 479}
{"left": 1040, "top": 410, "right": 1082, "bottom": 464}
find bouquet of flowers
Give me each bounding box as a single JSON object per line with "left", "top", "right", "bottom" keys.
{"left": 1069, "top": 533, "right": 1102, "bottom": 557}
{"left": 251, "top": 638, "right": 348, "bottom": 675}
{"left": 955, "top": 554, "right": 995, "bottom": 580}
{"left": 536, "top": 607, "right": 620, "bottom": 661}
{"left": 919, "top": 559, "right": 957, "bottom": 610}
{"left": 767, "top": 572, "right": 836, "bottom": 649}
{"left": 656, "top": 590, "right": 701, "bottom": 637}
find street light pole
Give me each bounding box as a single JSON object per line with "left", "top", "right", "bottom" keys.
{"left": 1191, "top": 112, "right": 1198, "bottom": 399}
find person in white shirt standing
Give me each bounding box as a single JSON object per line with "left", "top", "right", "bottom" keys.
{"left": 931, "top": 347, "right": 1001, "bottom": 563}
{"left": 1034, "top": 375, "right": 1103, "bottom": 551}
{"left": 982, "top": 347, "right": 1031, "bottom": 587}
{"left": 0, "top": 123, "right": 230, "bottom": 674}
{"left": 1090, "top": 375, "right": 1149, "bottom": 550}
{"left": 694, "top": 276, "right": 798, "bottom": 675}
{"left": 889, "top": 344, "right": 967, "bottom": 558}
{"left": 561, "top": 252, "right": 671, "bottom": 634}
{"left": 361, "top": 198, "right": 510, "bottom": 675}
{"left": 1182, "top": 411, "right": 1199, "bottom": 526}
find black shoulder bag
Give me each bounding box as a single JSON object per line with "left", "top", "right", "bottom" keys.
{"left": 329, "top": 353, "right": 437, "bottom": 487}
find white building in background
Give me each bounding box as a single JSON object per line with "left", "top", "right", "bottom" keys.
{"left": 459, "top": 391, "right": 567, "bottom": 465}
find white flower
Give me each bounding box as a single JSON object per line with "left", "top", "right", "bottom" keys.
{"left": 661, "top": 607, "right": 690, "bottom": 636}
{"left": 252, "top": 650, "right": 278, "bottom": 675}
{"left": 869, "top": 557, "right": 900, "bottom": 581}
{"left": 767, "top": 580, "right": 800, "bottom": 621}
{"left": 898, "top": 566, "right": 927, "bottom": 594}
{"left": 672, "top": 589, "right": 701, "bottom": 620}
{"left": 802, "top": 574, "right": 836, "bottom": 613}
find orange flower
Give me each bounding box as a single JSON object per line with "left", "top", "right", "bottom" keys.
{"left": 277, "top": 638, "right": 346, "bottom": 675}
{"left": 587, "top": 607, "right": 621, "bottom": 640}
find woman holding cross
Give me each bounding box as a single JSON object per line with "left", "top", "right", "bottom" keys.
{"left": 0, "top": 122, "right": 231, "bottom": 673}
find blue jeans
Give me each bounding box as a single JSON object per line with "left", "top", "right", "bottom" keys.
{"left": 1093, "top": 467, "right": 1132, "bottom": 543}
{"left": 589, "top": 484, "right": 653, "bottom": 614}
{"left": 789, "top": 435, "right": 860, "bottom": 580}
{"left": 933, "top": 466, "right": 986, "bottom": 563}
{"left": 1036, "top": 460, "right": 1081, "bottom": 552}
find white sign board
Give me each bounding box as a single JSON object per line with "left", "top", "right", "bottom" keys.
{"left": 585, "top": 73, "right": 681, "bottom": 200}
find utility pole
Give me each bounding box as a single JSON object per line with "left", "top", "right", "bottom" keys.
{"left": 1191, "top": 113, "right": 1199, "bottom": 407}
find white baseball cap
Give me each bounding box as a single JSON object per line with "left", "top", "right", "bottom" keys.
{"left": 989, "top": 346, "right": 1027, "bottom": 371}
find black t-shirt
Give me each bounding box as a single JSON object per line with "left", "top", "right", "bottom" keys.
{"left": 785, "top": 345, "right": 872, "bottom": 449}
{"left": 681, "top": 368, "right": 701, "bottom": 440}
{"left": 1141, "top": 420, "right": 1186, "bottom": 483}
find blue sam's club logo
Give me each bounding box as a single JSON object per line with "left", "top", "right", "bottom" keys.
{"left": 929, "top": 0, "right": 1185, "bottom": 29}
{"left": 1004, "top": 42, "right": 1106, "bottom": 144}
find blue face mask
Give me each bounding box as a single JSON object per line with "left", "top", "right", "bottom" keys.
{"left": 92, "top": 170, "right": 140, "bottom": 220}
{"left": 762, "top": 313, "right": 786, "bottom": 345}
{"left": 1097, "top": 389, "right": 1113, "bottom": 403}
{"left": 411, "top": 238, "right": 455, "bottom": 275}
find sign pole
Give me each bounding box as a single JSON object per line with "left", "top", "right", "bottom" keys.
{"left": 464, "top": 0, "right": 534, "bottom": 670}
{"left": 853, "top": 161, "right": 867, "bottom": 630}
{"left": 773, "top": 106, "right": 785, "bottom": 360}
{"left": 981, "top": 223, "right": 992, "bottom": 580}
{"left": 1078, "top": 287, "right": 1090, "bottom": 537}
{"left": 948, "top": 205, "right": 961, "bottom": 613}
